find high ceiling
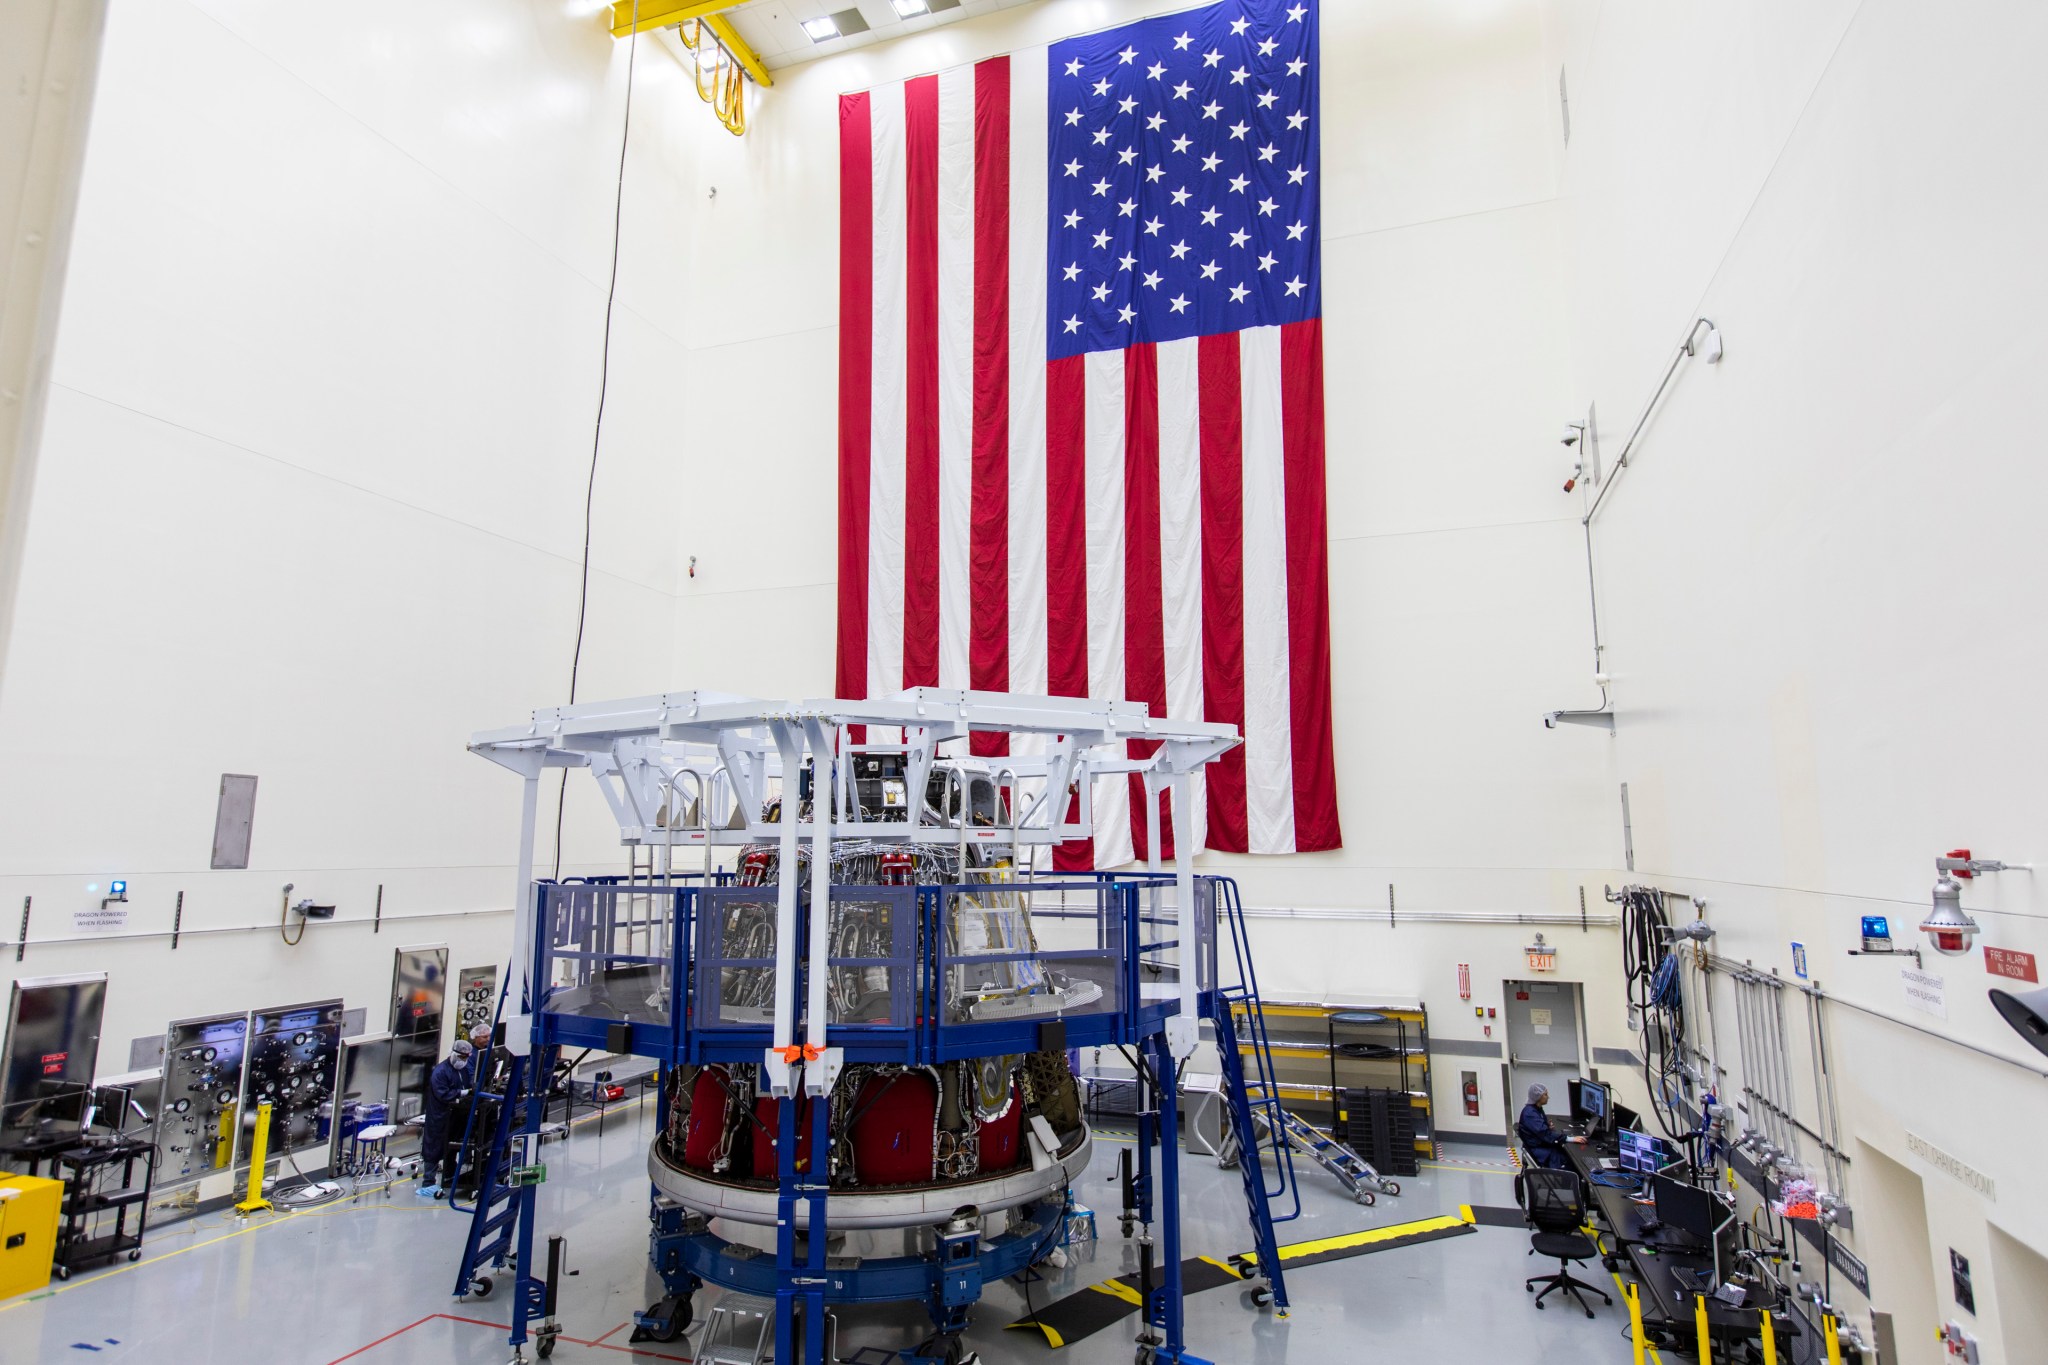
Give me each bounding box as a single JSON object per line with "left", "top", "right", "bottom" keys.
{"left": 721, "top": 0, "right": 1045, "bottom": 72}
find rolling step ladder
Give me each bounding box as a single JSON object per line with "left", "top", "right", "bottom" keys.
{"left": 1242, "top": 1105, "right": 1402, "bottom": 1207}
{"left": 450, "top": 982, "right": 567, "bottom": 1360}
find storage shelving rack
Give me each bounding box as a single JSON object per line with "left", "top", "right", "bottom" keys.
{"left": 1231, "top": 999, "right": 1435, "bottom": 1165}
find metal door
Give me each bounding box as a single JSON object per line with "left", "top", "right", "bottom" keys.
{"left": 1502, "top": 979, "right": 1584, "bottom": 1122}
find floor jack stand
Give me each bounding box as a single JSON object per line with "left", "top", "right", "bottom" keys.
{"left": 1127, "top": 1032, "right": 1213, "bottom": 1365}
{"left": 520, "top": 1235, "right": 575, "bottom": 1361}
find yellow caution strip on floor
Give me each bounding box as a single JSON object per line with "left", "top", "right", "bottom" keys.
{"left": 1239, "top": 1212, "right": 1476, "bottom": 1272}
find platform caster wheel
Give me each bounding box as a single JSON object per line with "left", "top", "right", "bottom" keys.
{"left": 1382, "top": 1181, "right": 1400, "bottom": 1197}
{"left": 631, "top": 1294, "right": 692, "bottom": 1343}
{"left": 1354, "top": 1189, "right": 1375, "bottom": 1206}
{"left": 1245, "top": 1285, "right": 1274, "bottom": 1310}
{"left": 127, "top": 1250, "right": 142, "bottom": 1262}
{"left": 470, "top": 1275, "right": 494, "bottom": 1300}
{"left": 1119, "top": 1219, "right": 1134, "bottom": 1239}
{"left": 536, "top": 1332, "right": 557, "bottom": 1359}
{"left": 54, "top": 1266, "right": 69, "bottom": 1281}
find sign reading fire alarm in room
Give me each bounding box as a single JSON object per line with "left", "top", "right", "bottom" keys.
{"left": 1985, "top": 947, "right": 2038, "bottom": 983}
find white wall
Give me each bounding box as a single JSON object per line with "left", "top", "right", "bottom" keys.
{"left": 1549, "top": 2, "right": 2048, "bottom": 1360}
{"left": 663, "top": 0, "right": 1637, "bottom": 1143}
{"left": 0, "top": 0, "right": 710, "bottom": 1061}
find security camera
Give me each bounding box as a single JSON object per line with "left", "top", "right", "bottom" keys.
{"left": 1560, "top": 425, "right": 1583, "bottom": 447}
{"left": 1542, "top": 711, "right": 1561, "bottom": 730}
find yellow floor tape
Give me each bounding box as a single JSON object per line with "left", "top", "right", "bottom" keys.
{"left": 1241, "top": 1212, "right": 1473, "bottom": 1270}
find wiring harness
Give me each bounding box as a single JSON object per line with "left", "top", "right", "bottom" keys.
{"left": 1618, "top": 886, "right": 1704, "bottom": 1159}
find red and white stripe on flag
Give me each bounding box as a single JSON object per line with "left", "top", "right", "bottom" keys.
{"left": 835, "top": 50, "right": 1341, "bottom": 861}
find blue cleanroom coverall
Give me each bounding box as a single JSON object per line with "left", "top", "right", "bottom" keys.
{"left": 1517, "top": 1101, "right": 1571, "bottom": 1170}
{"left": 420, "top": 1052, "right": 471, "bottom": 1190}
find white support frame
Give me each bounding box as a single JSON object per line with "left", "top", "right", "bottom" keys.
{"left": 471, "top": 688, "right": 1239, "bottom": 1068}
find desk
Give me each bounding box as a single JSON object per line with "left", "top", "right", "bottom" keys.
{"left": 1555, "top": 1142, "right": 1800, "bottom": 1361}
{"left": 1562, "top": 1140, "right": 1701, "bottom": 1256}
{"left": 1624, "top": 1242, "right": 1799, "bottom": 1360}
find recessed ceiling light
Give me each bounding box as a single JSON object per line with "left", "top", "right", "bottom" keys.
{"left": 892, "top": 0, "right": 930, "bottom": 16}
{"left": 801, "top": 15, "right": 840, "bottom": 41}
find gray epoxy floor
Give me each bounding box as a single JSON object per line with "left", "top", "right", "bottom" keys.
{"left": 0, "top": 1099, "right": 1637, "bottom": 1364}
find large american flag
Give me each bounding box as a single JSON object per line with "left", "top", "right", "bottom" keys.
{"left": 835, "top": 0, "right": 1340, "bottom": 861}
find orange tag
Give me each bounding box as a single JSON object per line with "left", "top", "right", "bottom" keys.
{"left": 779, "top": 1044, "right": 823, "bottom": 1064}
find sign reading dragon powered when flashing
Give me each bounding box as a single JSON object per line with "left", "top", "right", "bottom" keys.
{"left": 1900, "top": 967, "right": 1947, "bottom": 1019}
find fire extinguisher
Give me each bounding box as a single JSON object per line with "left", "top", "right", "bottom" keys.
{"left": 1463, "top": 1074, "right": 1480, "bottom": 1117}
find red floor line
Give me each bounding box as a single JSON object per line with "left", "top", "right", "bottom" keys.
{"left": 328, "top": 1312, "right": 692, "bottom": 1364}
{"left": 439, "top": 1312, "right": 511, "bottom": 1330}
{"left": 320, "top": 1315, "right": 440, "bottom": 1365}
{"left": 584, "top": 1341, "right": 693, "bottom": 1362}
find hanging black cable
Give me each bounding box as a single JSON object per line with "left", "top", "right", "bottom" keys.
{"left": 553, "top": 8, "right": 642, "bottom": 878}
{"left": 1618, "top": 886, "right": 1698, "bottom": 1149}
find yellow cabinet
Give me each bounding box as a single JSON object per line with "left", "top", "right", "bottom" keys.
{"left": 0, "top": 1174, "right": 63, "bottom": 1299}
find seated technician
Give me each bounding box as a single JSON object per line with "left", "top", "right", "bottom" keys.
{"left": 1516, "top": 1082, "right": 1582, "bottom": 1170}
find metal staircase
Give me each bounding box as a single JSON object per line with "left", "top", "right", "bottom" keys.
{"left": 1205, "top": 878, "right": 1300, "bottom": 1315}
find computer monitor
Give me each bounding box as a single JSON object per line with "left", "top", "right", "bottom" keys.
{"left": 1651, "top": 1173, "right": 1719, "bottom": 1245}
{"left": 1612, "top": 1101, "right": 1642, "bottom": 1132}
{"left": 1578, "top": 1079, "right": 1609, "bottom": 1125}
{"left": 1619, "top": 1128, "right": 1681, "bottom": 1175}
{"left": 1568, "top": 1077, "right": 1609, "bottom": 1129}
{"left": 1617, "top": 1127, "right": 1651, "bottom": 1173}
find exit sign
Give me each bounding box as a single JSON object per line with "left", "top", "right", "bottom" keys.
{"left": 1985, "top": 947, "right": 2038, "bottom": 983}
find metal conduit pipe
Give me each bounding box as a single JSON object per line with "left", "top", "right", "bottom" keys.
{"left": 1806, "top": 991, "right": 1843, "bottom": 1192}
{"left": 1235, "top": 906, "right": 1622, "bottom": 926}
{"left": 1768, "top": 979, "right": 1799, "bottom": 1165}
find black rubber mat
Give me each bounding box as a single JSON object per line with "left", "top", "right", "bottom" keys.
{"left": 1463, "top": 1203, "right": 1528, "bottom": 1228}
{"left": 1006, "top": 1256, "right": 1242, "bottom": 1348}
{"left": 1010, "top": 1212, "right": 1485, "bottom": 1348}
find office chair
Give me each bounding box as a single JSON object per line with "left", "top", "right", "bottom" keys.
{"left": 1517, "top": 1165, "right": 1612, "bottom": 1319}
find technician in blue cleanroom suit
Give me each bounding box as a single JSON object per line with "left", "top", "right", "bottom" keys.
{"left": 417, "top": 1038, "right": 475, "bottom": 1198}
{"left": 1517, "top": 1083, "right": 1583, "bottom": 1170}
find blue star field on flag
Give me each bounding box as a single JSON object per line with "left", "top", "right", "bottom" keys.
{"left": 1046, "top": 0, "right": 1319, "bottom": 361}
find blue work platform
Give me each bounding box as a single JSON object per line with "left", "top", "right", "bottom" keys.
{"left": 455, "top": 869, "right": 1298, "bottom": 1365}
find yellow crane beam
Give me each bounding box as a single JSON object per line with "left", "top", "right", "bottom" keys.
{"left": 703, "top": 13, "right": 773, "bottom": 88}
{"left": 609, "top": 0, "right": 773, "bottom": 89}
{"left": 611, "top": 0, "right": 737, "bottom": 38}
